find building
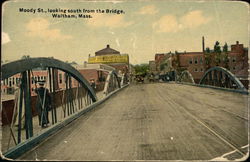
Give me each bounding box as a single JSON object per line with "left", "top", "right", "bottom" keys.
{"left": 154, "top": 53, "right": 166, "bottom": 72}
{"left": 1, "top": 70, "right": 48, "bottom": 96}
{"left": 88, "top": 44, "right": 129, "bottom": 76}
{"left": 177, "top": 52, "right": 205, "bottom": 82}
{"left": 149, "top": 61, "right": 157, "bottom": 74}
{"left": 95, "top": 45, "right": 120, "bottom": 56}
{"left": 156, "top": 40, "right": 248, "bottom": 87}
{"left": 71, "top": 63, "right": 113, "bottom": 91}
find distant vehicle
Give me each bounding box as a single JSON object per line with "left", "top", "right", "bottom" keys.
{"left": 135, "top": 75, "right": 144, "bottom": 83}
{"left": 149, "top": 74, "right": 155, "bottom": 82}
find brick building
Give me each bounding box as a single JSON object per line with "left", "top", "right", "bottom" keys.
{"left": 89, "top": 44, "right": 129, "bottom": 76}
{"left": 155, "top": 40, "right": 248, "bottom": 87}
{"left": 177, "top": 52, "right": 205, "bottom": 82}
{"left": 154, "top": 53, "right": 166, "bottom": 71}
{"left": 95, "top": 44, "right": 120, "bottom": 56}
{"left": 149, "top": 61, "right": 157, "bottom": 74}
{"left": 1, "top": 70, "right": 48, "bottom": 96}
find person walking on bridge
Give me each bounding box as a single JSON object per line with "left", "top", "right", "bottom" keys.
{"left": 35, "top": 80, "right": 51, "bottom": 128}
{"left": 90, "top": 79, "right": 96, "bottom": 91}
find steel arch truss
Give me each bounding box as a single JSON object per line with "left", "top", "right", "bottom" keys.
{"left": 121, "top": 73, "right": 129, "bottom": 87}
{"left": 103, "top": 70, "right": 121, "bottom": 97}
{"left": 178, "top": 70, "right": 195, "bottom": 84}
{"left": 2, "top": 57, "right": 97, "bottom": 101}
{"left": 1, "top": 57, "right": 97, "bottom": 152}
{"left": 199, "top": 67, "right": 246, "bottom": 90}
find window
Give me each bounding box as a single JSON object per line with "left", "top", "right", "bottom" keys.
{"left": 200, "top": 68, "right": 203, "bottom": 72}
{"left": 233, "top": 67, "right": 236, "bottom": 70}
{"left": 194, "top": 58, "right": 198, "bottom": 64}
{"left": 59, "top": 74, "right": 62, "bottom": 84}
{"left": 189, "top": 58, "right": 193, "bottom": 64}
{"left": 200, "top": 57, "right": 203, "bottom": 64}
{"left": 232, "top": 57, "right": 236, "bottom": 62}
{"left": 194, "top": 68, "right": 198, "bottom": 72}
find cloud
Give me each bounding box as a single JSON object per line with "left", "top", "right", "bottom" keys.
{"left": 25, "top": 17, "right": 72, "bottom": 40}
{"left": 153, "top": 10, "right": 211, "bottom": 33}
{"left": 86, "top": 13, "right": 133, "bottom": 28}
{"left": 153, "top": 15, "right": 180, "bottom": 33}
{"left": 2, "top": 32, "right": 11, "bottom": 44}
{"left": 180, "top": 10, "right": 211, "bottom": 28}
{"left": 137, "top": 5, "right": 158, "bottom": 15}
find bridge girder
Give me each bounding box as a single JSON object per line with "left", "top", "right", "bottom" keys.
{"left": 103, "top": 70, "right": 121, "bottom": 96}
{"left": 178, "top": 70, "right": 195, "bottom": 84}
{"left": 1, "top": 57, "right": 97, "bottom": 101}
{"left": 199, "top": 66, "right": 246, "bottom": 91}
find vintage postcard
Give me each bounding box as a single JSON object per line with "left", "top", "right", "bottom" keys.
{"left": 1, "top": 0, "right": 249, "bottom": 161}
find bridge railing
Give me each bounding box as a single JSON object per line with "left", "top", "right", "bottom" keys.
{"left": 175, "top": 66, "right": 248, "bottom": 94}
{"left": 1, "top": 58, "right": 97, "bottom": 156}
{"left": 103, "top": 70, "right": 121, "bottom": 97}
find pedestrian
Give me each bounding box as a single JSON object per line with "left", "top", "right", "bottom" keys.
{"left": 90, "top": 79, "right": 96, "bottom": 91}
{"left": 35, "top": 80, "right": 51, "bottom": 128}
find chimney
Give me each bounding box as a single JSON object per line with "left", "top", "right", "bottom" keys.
{"left": 107, "top": 44, "right": 110, "bottom": 48}
{"left": 84, "top": 61, "right": 87, "bottom": 68}
{"left": 202, "top": 36, "right": 205, "bottom": 52}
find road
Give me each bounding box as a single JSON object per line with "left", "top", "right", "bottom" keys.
{"left": 18, "top": 83, "right": 248, "bottom": 160}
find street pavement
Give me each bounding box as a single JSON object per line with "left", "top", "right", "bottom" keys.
{"left": 18, "top": 83, "right": 248, "bottom": 160}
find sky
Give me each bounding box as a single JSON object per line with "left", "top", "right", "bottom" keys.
{"left": 2, "top": 0, "right": 249, "bottom": 65}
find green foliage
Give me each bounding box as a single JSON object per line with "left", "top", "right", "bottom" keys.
{"left": 21, "top": 55, "right": 31, "bottom": 59}
{"left": 205, "top": 47, "right": 211, "bottom": 53}
{"left": 134, "top": 64, "right": 149, "bottom": 75}
{"left": 214, "top": 41, "right": 221, "bottom": 53}
{"left": 223, "top": 43, "right": 228, "bottom": 53}
{"left": 204, "top": 53, "right": 211, "bottom": 65}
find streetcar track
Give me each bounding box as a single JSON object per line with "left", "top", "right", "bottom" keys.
{"left": 165, "top": 83, "right": 248, "bottom": 121}
{"left": 154, "top": 85, "right": 246, "bottom": 157}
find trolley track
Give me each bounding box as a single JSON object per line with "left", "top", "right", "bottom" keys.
{"left": 16, "top": 83, "right": 248, "bottom": 160}
{"left": 155, "top": 84, "right": 247, "bottom": 157}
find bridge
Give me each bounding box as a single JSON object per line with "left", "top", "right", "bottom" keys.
{"left": 1, "top": 58, "right": 249, "bottom": 161}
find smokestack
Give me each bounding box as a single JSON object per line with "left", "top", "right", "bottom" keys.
{"left": 84, "top": 61, "right": 87, "bottom": 68}
{"left": 202, "top": 36, "right": 205, "bottom": 52}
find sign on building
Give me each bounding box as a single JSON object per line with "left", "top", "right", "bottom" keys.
{"left": 88, "top": 54, "right": 129, "bottom": 64}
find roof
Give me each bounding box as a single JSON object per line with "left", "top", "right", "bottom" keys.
{"left": 178, "top": 52, "right": 204, "bottom": 55}
{"left": 95, "top": 45, "right": 120, "bottom": 56}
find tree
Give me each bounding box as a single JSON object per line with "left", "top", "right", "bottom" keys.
{"left": 222, "top": 43, "right": 229, "bottom": 69}
{"left": 205, "top": 47, "right": 211, "bottom": 53}
{"left": 204, "top": 48, "right": 212, "bottom": 70}
{"left": 223, "top": 43, "right": 228, "bottom": 53}
{"left": 214, "top": 41, "right": 221, "bottom": 53}
{"left": 214, "top": 41, "right": 222, "bottom": 66}
{"left": 21, "top": 55, "right": 30, "bottom": 59}
{"left": 133, "top": 64, "right": 149, "bottom": 76}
